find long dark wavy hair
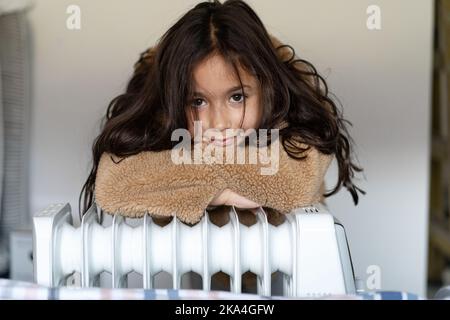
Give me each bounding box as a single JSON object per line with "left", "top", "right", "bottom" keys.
{"left": 79, "top": 0, "right": 365, "bottom": 217}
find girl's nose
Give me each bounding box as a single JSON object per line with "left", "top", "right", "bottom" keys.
{"left": 209, "top": 105, "right": 233, "bottom": 133}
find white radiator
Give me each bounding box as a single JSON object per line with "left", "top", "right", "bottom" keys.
{"left": 32, "top": 202, "right": 356, "bottom": 297}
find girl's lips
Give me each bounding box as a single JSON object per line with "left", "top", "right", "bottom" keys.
{"left": 211, "top": 136, "right": 235, "bottom": 146}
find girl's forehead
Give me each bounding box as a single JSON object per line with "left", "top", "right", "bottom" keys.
{"left": 192, "top": 54, "right": 258, "bottom": 93}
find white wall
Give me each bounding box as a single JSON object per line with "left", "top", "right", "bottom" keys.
{"left": 26, "top": 0, "right": 433, "bottom": 296}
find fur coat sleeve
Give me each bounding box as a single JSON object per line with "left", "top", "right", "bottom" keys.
{"left": 94, "top": 139, "right": 333, "bottom": 224}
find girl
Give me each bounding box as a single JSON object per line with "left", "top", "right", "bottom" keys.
{"left": 80, "top": 0, "right": 365, "bottom": 223}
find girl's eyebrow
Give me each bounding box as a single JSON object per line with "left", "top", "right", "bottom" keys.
{"left": 193, "top": 84, "right": 252, "bottom": 96}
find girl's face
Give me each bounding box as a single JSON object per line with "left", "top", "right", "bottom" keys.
{"left": 185, "top": 53, "right": 262, "bottom": 147}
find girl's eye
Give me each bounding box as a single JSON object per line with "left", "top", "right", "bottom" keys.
{"left": 191, "top": 98, "right": 206, "bottom": 108}
{"left": 230, "top": 93, "right": 247, "bottom": 103}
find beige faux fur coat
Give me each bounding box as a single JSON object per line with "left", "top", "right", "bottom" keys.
{"left": 94, "top": 138, "right": 333, "bottom": 225}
